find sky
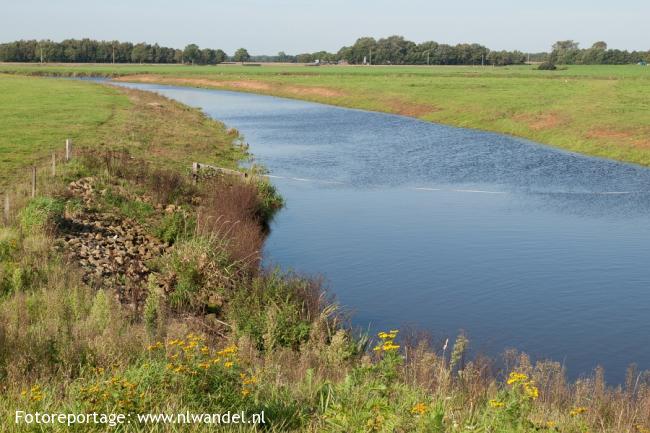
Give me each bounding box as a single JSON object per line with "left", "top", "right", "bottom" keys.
{"left": 2, "top": 0, "right": 649, "bottom": 55}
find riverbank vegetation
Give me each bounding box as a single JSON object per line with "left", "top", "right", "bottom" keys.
{"left": 2, "top": 63, "right": 649, "bottom": 167}
{"left": 1, "top": 75, "right": 650, "bottom": 432}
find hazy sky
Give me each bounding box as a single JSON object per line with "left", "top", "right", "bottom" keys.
{"left": 3, "top": 0, "right": 649, "bottom": 54}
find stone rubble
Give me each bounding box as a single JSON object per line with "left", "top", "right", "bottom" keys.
{"left": 60, "top": 177, "right": 171, "bottom": 307}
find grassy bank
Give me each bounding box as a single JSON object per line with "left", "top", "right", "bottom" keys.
{"left": 2, "top": 63, "right": 650, "bottom": 167}
{"left": 0, "top": 73, "right": 246, "bottom": 186}
{"left": 1, "top": 75, "right": 649, "bottom": 432}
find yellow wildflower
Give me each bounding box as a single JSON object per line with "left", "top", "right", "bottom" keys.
{"left": 524, "top": 382, "right": 539, "bottom": 400}
{"left": 570, "top": 406, "right": 588, "bottom": 417}
{"left": 224, "top": 361, "right": 234, "bottom": 368}
{"left": 146, "top": 341, "right": 163, "bottom": 351}
{"left": 411, "top": 402, "right": 427, "bottom": 415}
{"left": 507, "top": 372, "right": 528, "bottom": 385}
{"left": 488, "top": 399, "right": 505, "bottom": 408}
{"left": 217, "top": 345, "right": 238, "bottom": 356}
{"left": 634, "top": 424, "right": 650, "bottom": 433}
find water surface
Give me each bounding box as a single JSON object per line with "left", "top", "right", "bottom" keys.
{"left": 118, "top": 82, "right": 650, "bottom": 382}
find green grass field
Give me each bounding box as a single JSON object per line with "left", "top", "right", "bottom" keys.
{"left": 0, "top": 75, "right": 128, "bottom": 182}
{"left": 2, "top": 63, "right": 650, "bottom": 167}
{"left": 0, "top": 73, "right": 245, "bottom": 186}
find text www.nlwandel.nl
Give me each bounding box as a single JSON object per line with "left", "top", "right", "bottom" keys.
{"left": 15, "top": 410, "right": 266, "bottom": 427}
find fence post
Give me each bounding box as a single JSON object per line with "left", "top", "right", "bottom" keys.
{"left": 3, "top": 194, "right": 9, "bottom": 225}
{"left": 192, "top": 162, "right": 199, "bottom": 185}
{"left": 52, "top": 152, "right": 56, "bottom": 176}
{"left": 31, "top": 166, "right": 37, "bottom": 198}
{"left": 65, "top": 139, "right": 72, "bottom": 162}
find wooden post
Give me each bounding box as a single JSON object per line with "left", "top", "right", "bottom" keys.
{"left": 3, "top": 194, "right": 9, "bottom": 225}
{"left": 65, "top": 139, "right": 72, "bottom": 162}
{"left": 52, "top": 152, "right": 56, "bottom": 176}
{"left": 192, "top": 162, "right": 199, "bottom": 184}
{"left": 31, "top": 166, "right": 36, "bottom": 198}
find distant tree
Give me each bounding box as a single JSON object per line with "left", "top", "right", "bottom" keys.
{"left": 214, "top": 49, "right": 227, "bottom": 64}
{"left": 277, "top": 51, "right": 292, "bottom": 62}
{"left": 591, "top": 41, "right": 608, "bottom": 50}
{"left": 173, "top": 49, "right": 183, "bottom": 64}
{"left": 296, "top": 53, "right": 315, "bottom": 63}
{"left": 553, "top": 40, "right": 579, "bottom": 51}
{"left": 233, "top": 48, "right": 250, "bottom": 63}
{"left": 410, "top": 41, "right": 439, "bottom": 64}
{"left": 131, "top": 43, "right": 150, "bottom": 64}
{"left": 550, "top": 40, "right": 581, "bottom": 64}
{"left": 341, "top": 37, "right": 377, "bottom": 64}
{"left": 183, "top": 44, "right": 201, "bottom": 65}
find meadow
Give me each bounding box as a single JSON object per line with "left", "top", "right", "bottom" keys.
{"left": 2, "top": 63, "right": 650, "bottom": 167}
{"left": 0, "top": 73, "right": 245, "bottom": 186}
{"left": 1, "top": 74, "right": 650, "bottom": 432}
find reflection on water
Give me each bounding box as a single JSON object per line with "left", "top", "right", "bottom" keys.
{"left": 116, "top": 82, "right": 650, "bottom": 383}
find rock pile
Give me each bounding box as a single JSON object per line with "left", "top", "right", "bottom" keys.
{"left": 60, "top": 177, "right": 170, "bottom": 307}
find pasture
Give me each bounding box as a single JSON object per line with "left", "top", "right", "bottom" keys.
{"left": 3, "top": 63, "right": 649, "bottom": 166}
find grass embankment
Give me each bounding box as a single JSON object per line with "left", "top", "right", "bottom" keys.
{"left": 0, "top": 73, "right": 246, "bottom": 186}
{"left": 1, "top": 76, "right": 649, "bottom": 432}
{"left": 2, "top": 63, "right": 650, "bottom": 166}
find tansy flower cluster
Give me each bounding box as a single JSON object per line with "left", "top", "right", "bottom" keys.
{"left": 21, "top": 385, "right": 44, "bottom": 403}
{"left": 160, "top": 334, "right": 239, "bottom": 375}
{"left": 506, "top": 371, "right": 539, "bottom": 400}
{"left": 570, "top": 406, "right": 588, "bottom": 417}
{"left": 373, "top": 330, "right": 400, "bottom": 353}
{"left": 489, "top": 399, "right": 505, "bottom": 408}
{"left": 79, "top": 376, "right": 143, "bottom": 413}
{"left": 410, "top": 402, "right": 427, "bottom": 415}
{"left": 240, "top": 373, "right": 257, "bottom": 397}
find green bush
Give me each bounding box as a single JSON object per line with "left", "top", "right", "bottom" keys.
{"left": 103, "top": 189, "right": 154, "bottom": 222}
{"left": 537, "top": 61, "right": 557, "bottom": 70}
{"left": 228, "top": 271, "right": 315, "bottom": 351}
{"left": 0, "top": 228, "right": 19, "bottom": 261}
{"left": 155, "top": 211, "right": 196, "bottom": 244}
{"left": 255, "top": 180, "right": 284, "bottom": 222}
{"left": 19, "top": 196, "right": 65, "bottom": 233}
{"left": 159, "top": 237, "right": 230, "bottom": 310}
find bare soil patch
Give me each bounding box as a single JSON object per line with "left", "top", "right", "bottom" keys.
{"left": 116, "top": 74, "right": 346, "bottom": 98}
{"left": 585, "top": 128, "right": 634, "bottom": 140}
{"left": 382, "top": 97, "right": 439, "bottom": 117}
{"left": 513, "top": 112, "right": 564, "bottom": 130}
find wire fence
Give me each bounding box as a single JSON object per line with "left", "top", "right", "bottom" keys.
{"left": 2, "top": 139, "right": 74, "bottom": 226}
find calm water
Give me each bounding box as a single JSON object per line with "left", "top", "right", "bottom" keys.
{"left": 118, "top": 82, "right": 650, "bottom": 382}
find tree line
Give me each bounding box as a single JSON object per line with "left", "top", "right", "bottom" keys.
{"left": 0, "top": 39, "right": 242, "bottom": 65}
{"left": 1, "top": 37, "right": 648, "bottom": 66}
{"left": 549, "top": 40, "right": 649, "bottom": 65}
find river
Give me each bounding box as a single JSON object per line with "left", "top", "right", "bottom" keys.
{"left": 116, "top": 82, "right": 650, "bottom": 383}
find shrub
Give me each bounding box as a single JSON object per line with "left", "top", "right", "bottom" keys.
{"left": 537, "top": 61, "right": 557, "bottom": 70}
{"left": 155, "top": 211, "right": 196, "bottom": 244}
{"left": 19, "top": 197, "right": 65, "bottom": 233}
{"left": 227, "top": 271, "right": 323, "bottom": 351}
{"left": 0, "top": 228, "right": 19, "bottom": 261}
{"left": 255, "top": 180, "right": 284, "bottom": 222}
{"left": 103, "top": 189, "right": 155, "bottom": 222}
{"left": 159, "top": 237, "right": 231, "bottom": 311}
